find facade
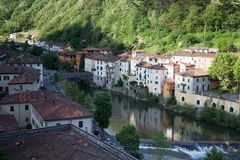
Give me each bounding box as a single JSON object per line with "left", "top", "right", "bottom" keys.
{"left": 6, "top": 54, "right": 44, "bottom": 86}
{"left": 0, "top": 91, "right": 93, "bottom": 133}
{"left": 118, "top": 52, "right": 132, "bottom": 78}
{"left": 58, "top": 51, "right": 83, "bottom": 70}
{"left": 136, "top": 62, "right": 167, "bottom": 95}
{"left": 131, "top": 50, "right": 146, "bottom": 75}
{"left": 164, "top": 62, "right": 180, "bottom": 80}
{"left": 82, "top": 47, "right": 113, "bottom": 55}
{"left": 175, "top": 68, "right": 210, "bottom": 94}
{"left": 163, "top": 79, "right": 175, "bottom": 97}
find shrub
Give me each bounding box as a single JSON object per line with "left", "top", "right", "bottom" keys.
{"left": 26, "top": 123, "right": 32, "bottom": 129}
{"left": 166, "top": 96, "right": 177, "bottom": 105}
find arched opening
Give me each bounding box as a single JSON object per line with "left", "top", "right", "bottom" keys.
{"left": 230, "top": 107, "right": 234, "bottom": 113}
{"left": 182, "top": 97, "right": 185, "bottom": 102}
{"left": 197, "top": 100, "right": 200, "bottom": 105}
{"left": 221, "top": 105, "right": 224, "bottom": 110}
{"left": 212, "top": 103, "right": 216, "bottom": 108}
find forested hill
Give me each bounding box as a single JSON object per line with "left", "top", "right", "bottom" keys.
{"left": 0, "top": 0, "right": 240, "bottom": 52}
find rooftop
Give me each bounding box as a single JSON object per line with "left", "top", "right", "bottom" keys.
{"left": 0, "top": 115, "right": 19, "bottom": 133}
{"left": 176, "top": 68, "right": 209, "bottom": 77}
{"left": 177, "top": 61, "right": 195, "bottom": 67}
{"left": 7, "top": 54, "right": 42, "bottom": 64}
{"left": 173, "top": 51, "right": 216, "bottom": 58}
{"left": 118, "top": 52, "right": 132, "bottom": 62}
{"left": 0, "top": 66, "right": 27, "bottom": 74}
{"left": 8, "top": 69, "right": 40, "bottom": 85}
{"left": 0, "top": 125, "right": 136, "bottom": 160}
{"left": 86, "top": 54, "right": 122, "bottom": 62}
{"left": 136, "top": 62, "right": 167, "bottom": 70}
{"left": 0, "top": 91, "right": 92, "bottom": 121}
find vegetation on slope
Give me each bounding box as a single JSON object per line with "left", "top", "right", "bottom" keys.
{"left": 0, "top": 0, "right": 240, "bottom": 52}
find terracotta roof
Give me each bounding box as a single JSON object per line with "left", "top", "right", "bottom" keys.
{"left": 85, "top": 54, "right": 121, "bottom": 62}
{"left": 0, "top": 125, "right": 135, "bottom": 160}
{"left": 118, "top": 52, "right": 132, "bottom": 62}
{"left": 164, "top": 62, "right": 179, "bottom": 66}
{"left": 7, "top": 54, "right": 42, "bottom": 64}
{"left": 136, "top": 62, "right": 167, "bottom": 70}
{"left": 82, "top": 47, "right": 112, "bottom": 51}
{"left": 165, "top": 79, "right": 175, "bottom": 84}
{"left": 59, "top": 51, "right": 82, "bottom": 56}
{"left": 0, "top": 66, "right": 27, "bottom": 74}
{"left": 177, "top": 61, "right": 195, "bottom": 67}
{"left": 176, "top": 68, "right": 208, "bottom": 77}
{"left": 146, "top": 54, "right": 172, "bottom": 59}
{"left": 0, "top": 115, "right": 19, "bottom": 133}
{"left": 0, "top": 91, "right": 92, "bottom": 121}
{"left": 8, "top": 69, "right": 40, "bottom": 85}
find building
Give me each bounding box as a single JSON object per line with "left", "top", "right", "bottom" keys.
{"left": 136, "top": 62, "right": 167, "bottom": 95}
{"left": 85, "top": 54, "right": 122, "bottom": 89}
{"left": 118, "top": 52, "right": 132, "bottom": 78}
{"left": 8, "top": 69, "right": 41, "bottom": 95}
{"left": 130, "top": 50, "right": 146, "bottom": 75}
{"left": 0, "top": 91, "right": 93, "bottom": 133}
{"left": 58, "top": 51, "right": 83, "bottom": 70}
{"left": 175, "top": 68, "right": 210, "bottom": 94}
{"left": 0, "top": 124, "right": 136, "bottom": 160}
{"left": 145, "top": 54, "right": 171, "bottom": 65}
{"left": 82, "top": 47, "right": 113, "bottom": 55}
{"left": 163, "top": 79, "right": 175, "bottom": 97}
{"left": 164, "top": 62, "right": 180, "bottom": 80}
{"left": 6, "top": 54, "right": 43, "bottom": 86}
{"left": 0, "top": 115, "right": 19, "bottom": 133}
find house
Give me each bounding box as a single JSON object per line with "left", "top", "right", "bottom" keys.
{"left": 118, "top": 52, "right": 132, "bottom": 78}
{"left": 130, "top": 50, "right": 146, "bottom": 75}
{"left": 58, "top": 51, "right": 83, "bottom": 70}
{"left": 163, "top": 79, "right": 175, "bottom": 97}
{"left": 82, "top": 47, "right": 113, "bottom": 55}
{"left": 177, "top": 61, "right": 195, "bottom": 73}
{"left": 8, "top": 69, "right": 41, "bottom": 95}
{"left": 0, "top": 124, "right": 136, "bottom": 160}
{"left": 136, "top": 62, "right": 167, "bottom": 95}
{"left": 145, "top": 54, "right": 171, "bottom": 65}
{"left": 175, "top": 68, "right": 210, "bottom": 94}
{"left": 0, "top": 115, "right": 19, "bottom": 133}
{"left": 0, "top": 91, "right": 93, "bottom": 133}
{"left": 6, "top": 54, "right": 43, "bottom": 86}
{"left": 164, "top": 62, "right": 180, "bottom": 80}
{"left": 186, "top": 46, "right": 219, "bottom": 54}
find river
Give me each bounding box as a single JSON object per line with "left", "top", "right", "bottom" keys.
{"left": 77, "top": 82, "right": 240, "bottom": 159}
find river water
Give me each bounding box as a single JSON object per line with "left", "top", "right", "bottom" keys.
{"left": 77, "top": 82, "right": 240, "bottom": 159}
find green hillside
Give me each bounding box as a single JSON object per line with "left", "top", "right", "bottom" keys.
{"left": 0, "top": 0, "right": 240, "bottom": 52}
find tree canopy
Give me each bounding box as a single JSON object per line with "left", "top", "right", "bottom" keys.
{"left": 0, "top": 0, "right": 240, "bottom": 52}
{"left": 233, "top": 59, "right": 240, "bottom": 82}
{"left": 209, "top": 53, "right": 238, "bottom": 89}
{"left": 116, "top": 125, "right": 139, "bottom": 151}
{"left": 204, "top": 148, "right": 228, "bottom": 160}
{"left": 94, "top": 92, "right": 112, "bottom": 129}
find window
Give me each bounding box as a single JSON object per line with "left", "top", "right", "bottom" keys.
{"left": 188, "top": 79, "right": 190, "bottom": 82}
{"left": 0, "top": 76, "right": 1, "bottom": 81}
{"left": 25, "top": 118, "right": 29, "bottom": 123}
{"left": 155, "top": 88, "right": 157, "bottom": 90}
{"left": 78, "top": 121, "right": 83, "bottom": 128}
{"left": 10, "top": 106, "right": 14, "bottom": 112}
{"left": 25, "top": 105, "right": 29, "bottom": 110}
{"left": 212, "top": 103, "right": 216, "bottom": 108}
{"left": 230, "top": 107, "right": 234, "bottom": 113}
{"left": 3, "top": 76, "right": 9, "bottom": 81}
{"left": 203, "top": 78, "right": 205, "bottom": 81}
{"left": 197, "top": 100, "right": 200, "bottom": 105}
{"left": 155, "top": 81, "right": 158, "bottom": 84}
{"left": 183, "top": 78, "right": 185, "bottom": 82}
{"left": 196, "top": 86, "right": 199, "bottom": 92}
{"left": 188, "top": 86, "right": 190, "bottom": 90}
{"left": 178, "top": 84, "right": 180, "bottom": 88}
{"left": 196, "top": 78, "right": 199, "bottom": 82}
{"left": 56, "top": 123, "right": 61, "bottom": 126}
{"left": 182, "top": 97, "right": 185, "bottom": 102}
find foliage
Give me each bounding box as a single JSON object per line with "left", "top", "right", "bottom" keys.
{"left": 179, "top": 103, "right": 195, "bottom": 116}
{"left": 204, "top": 148, "right": 228, "bottom": 160}
{"left": 58, "top": 60, "right": 74, "bottom": 72}
{"left": 41, "top": 54, "right": 59, "bottom": 70}
{"left": 153, "top": 131, "right": 169, "bottom": 148}
{"left": 122, "top": 74, "right": 129, "bottom": 81}
{"left": 26, "top": 123, "right": 32, "bottom": 129}
{"left": 233, "top": 59, "right": 240, "bottom": 82}
{"left": 116, "top": 125, "right": 139, "bottom": 151}
{"left": 209, "top": 53, "right": 238, "bottom": 89}
{"left": 147, "top": 93, "right": 159, "bottom": 103}
{"left": 94, "top": 92, "right": 112, "bottom": 129}
{"left": 0, "top": 0, "right": 240, "bottom": 51}
{"left": 0, "top": 148, "right": 6, "bottom": 160}
{"left": 116, "top": 78, "right": 123, "bottom": 87}
{"left": 165, "top": 96, "right": 177, "bottom": 105}
{"left": 29, "top": 46, "right": 43, "bottom": 56}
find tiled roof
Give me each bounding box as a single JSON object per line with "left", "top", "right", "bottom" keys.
{"left": 164, "top": 62, "right": 179, "bottom": 66}
{"left": 8, "top": 69, "right": 40, "bottom": 85}
{"left": 176, "top": 68, "right": 208, "bottom": 77}
{"left": 146, "top": 54, "right": 172, "bottom": 59}
{"left": 85, "top": 54, "right": 122, "bottom": 62}
{"left": 165, "top": 79, "right": 175, "bottom": 84}
{"left": 118, "top": 52, "right": 132, "bottom": 62}
{"left": 7, "top": 54, "right": 42, "bottom": 64}
{"left": 0, "top": 66, "right": 27, "bottom": 74}
{"left": 173, "top": 51, "right": 215, "bottom": 58}
{"left": 82, "top": 47, "right": 112, "bottom": 51}
{"left": 0, "top": 91, "right": 92, "bottom": 121}
{"left": 136, "top": 62, "right": 167, "bottom": 70}
{"left": 0, "top": 115, "right": 19, "bottom": 133}
{"left": 0, "top": 125, "right": 135, "bottom": 160}
{"left": 177, "top": 61, "right": 195, "bottom": 67}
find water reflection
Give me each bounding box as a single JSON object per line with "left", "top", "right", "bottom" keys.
{"left": 78, "top": 83, "right": 240, "bottom": 141}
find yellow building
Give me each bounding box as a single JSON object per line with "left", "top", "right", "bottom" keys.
{"left": 163, "top": 79, "right": 175, "bottom": 97}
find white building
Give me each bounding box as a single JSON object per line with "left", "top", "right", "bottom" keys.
{"left": 145, "top": 54, "right": 171, "bottom": 65}
{"left": 136, "top": 62, "right": 167, "bottom": 95}
{"left": 8, "top": 69, "right": 41, "bottom": 95}
{"left": 118, "top": 52, "right": 132, "bottom": 78}
{"left": 85, "top": 54, "right": 122, "bottom": 89}
{"left": 82, "top": 48, "right": 113, "bottom": 55}
{"left": 175, "top": 68, "right": 210, "bottom": 94}
{"left": 164, "top": 62, "right": 180, "bottom": 80}
{"left": 130, "top": 50, "right": 146, "bottom": 75}
{"left": 0, "top": 91, "right": 93, "bottom": 133}
{"left": 6, "top": 54, "right": 44, "bottom": 86}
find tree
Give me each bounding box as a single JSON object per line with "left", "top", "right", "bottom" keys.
{"left": 94, "top": 92, "right": 112, "bottom": 139}
{"left": 30, "top": 46, "right": 43, "bottom": 56}
{"left": 233, "top": 59, "right": 240, "bottom": 81}
{"left": 204, "top": 148, "right": 228, "bottom": 160}
{"left": 0, "top": 148, "right": 6, "bottom": 160}
{"left": 41, "top": 54, "right": 59, "bottom": 70}
{"left": 26, "top": 123, "right": 32, "bottom": 129}
{"left": 153, "top": 131, "right": 169, "bottom": 148}
{"left": 209, "top": 53, "right": 238, "bottom": 89}
{"left": 116, "top": 125, "right": 139, "bottom": 151}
